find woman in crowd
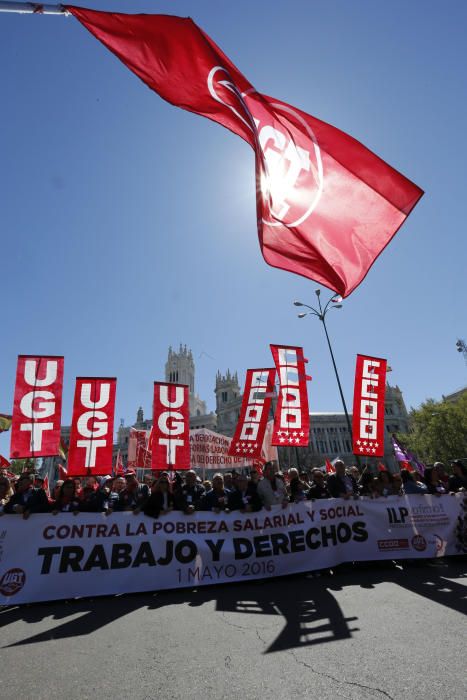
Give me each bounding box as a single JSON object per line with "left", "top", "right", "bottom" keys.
{"left": 400, "top": 469, "right": 427, "bottom": 494}
{"left": 144, "top": 475, "right": 175, "bottom": 518}
{"left": 424, "top": 466, "right": 447, "bottom": 495}
{"left": 51, "top": 479, "right": 80, "bottom": 514}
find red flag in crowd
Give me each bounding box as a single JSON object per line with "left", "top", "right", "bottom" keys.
{"left": 377, "top": 462, "right": 388, "bottom": 472}
{"left": 43, "top": 475, "right": 50, "bottom": 497}
{"left": 114, "top": 449, "right": 125, "bottom": 476}
{"left": 58, "top": 463, "right": 68, "bottom": 481}
{"left": 0, "top": 454, "right": 11, "bottom": 468}
{"left": 68, "top": 6, "right": 423, "bottom": 297}
{"left": 399, "top": 459, "right": 414, "bottom": 472}
{"left": 325, "top": 459, "right": 335, "bottom": 474}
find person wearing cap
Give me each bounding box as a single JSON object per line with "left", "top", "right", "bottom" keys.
{"left": 448, "top": 460, "right": 467, "bottom": 492}
{"left": 4, "top": 472, "right": 50, "bottom": 517}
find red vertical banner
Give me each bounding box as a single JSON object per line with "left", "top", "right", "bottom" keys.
{"left": 352, "top": 355, "right": 387, "bottom": 457}
{"left": 67, "top": 378, "right": 117, "bottom": 476}
{"left": 152, "top": 382, "right": 190, "bottom": 470}
{"left": 228, "top": 368, "right": 276, "bottom": 459}
{"left": 270, "top": 345, "right": 310, "bottom": 446}
{"left": 10, "top": 355, "right": 64, "bottom": 458}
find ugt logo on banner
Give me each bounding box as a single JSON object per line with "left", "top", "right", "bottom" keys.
{"left": 68, "top": 378, "right": 117, "bottom": 476}
{"left": 153, "top": 382, "right": 190, "bottom": 470}
{"left": 10, "top": 355, "right": 64, "bottom": 458}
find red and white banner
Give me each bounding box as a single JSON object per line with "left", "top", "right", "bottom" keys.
{"left": 128, "top": 428, "right": 150, "bottom": 469}
{"left": 67, "top": 378, "right": 117, "bottom": 476}
{"left": 270, "top": 345, "right": 310, "bottom": 446}
{"left": 152, "top": 383, "right": 190, "bottom": 471}
{"left": 10, "top": 355, "right": 64, "bottom": 458}
{"left": 69, "top": 7, "right": 423, "bottom": 298}
{"left": 352, "top": 355, "right": 387, "bottom": 457}
{"left": 228, "top": 368, "right": 275, "bottom": 459}
{"left": 0, "top": 454, "right": 11, "bottom": 469}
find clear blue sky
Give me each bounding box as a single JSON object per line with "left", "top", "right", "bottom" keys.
{"left": 1, "top": 0, "right": 466, "bottom": 456}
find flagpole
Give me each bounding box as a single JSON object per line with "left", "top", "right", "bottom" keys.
{"left": 294, "top": 290, "right": 363, "bottom": 471}
{"left": 0, "top": 2, "right": 68, "bottom": 14}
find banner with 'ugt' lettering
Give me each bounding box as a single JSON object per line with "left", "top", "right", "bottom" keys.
{"left": 10, "top": 355, "right": 64, "bottom": 458}
{"left": 67, "top": 378, "right": 117, "bottom": 476}
{"left": 152, "top": 382, "right": 190, "bottom": 470}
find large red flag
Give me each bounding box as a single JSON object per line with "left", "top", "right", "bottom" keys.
{"left": 152, "top": 382, "right": 190, "bottom": 471}
{"left": 352, "top": 355, "right": 387, "bottom": 458}
{"left": 270, "top": 345, "right": 310, "bottom": 447}
{"left": 67, "top": 377, "right": 117, "bottom": 476}
{"left": 10, "top": 355, "right": 64, "bottom": 459}
{"left": 68, "top": 7, "right": 423, "bottom": 297}
{"left": 228, "top": 369, "right": 275, "bottom": 459}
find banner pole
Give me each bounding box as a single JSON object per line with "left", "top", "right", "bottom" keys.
{"left": 0, "top": 2, "right": 69, "bottom": 14}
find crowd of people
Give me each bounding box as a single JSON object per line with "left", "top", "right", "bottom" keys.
{"left": 0, "top": 458, "right": 466, "bottom": 519}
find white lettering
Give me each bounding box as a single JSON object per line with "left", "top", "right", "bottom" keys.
{"left": 77, "top": 410, "right": 108, "bottom": 439}
{"left": 24, "top": 359, "right": 57, "bottom": 387}
{"left": 160, "top": 385, "right": 184, "bottom": 408}
{"left": 80, "top": 383, "right": 110, "bottom": 410}
{"left": 20, "top": 390, "right": 55, "bottom": 419}
{"left": 159, "top": 438, "right": 184, "bottom": 464}
{"left": 77, "top": 439, "right": 107, "bottom": 468}
{"left": 20, "top": 422, "right": 54, "bottom": 451}
{"left": 158, "top": 411, "right": 184, "bottom": 436}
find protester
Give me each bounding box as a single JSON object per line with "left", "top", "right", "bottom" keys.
{"left": 326, "top": 460, "right": 358, "bottom": 499}
{"left": 448, "top": 460, "right": 467, "bottom": 492}
{"left": 117, "top": 471, "right": 148, "bottom": 512}
{"left": 174, "top": 469, "right": 205, "bottom": 512}
{"left": 378, "top": 470, "right": 393, "bottom": 497}
{"left": 4, "top": 473, "right": 49, "bottom": 517}
{"left": 434, "top": 462, "right": 449, "bottom": 486}
{"left": 257, "top": 461, "right": 288, "bottom": 508}
{"left": 357, "top": 472, "right": 374, "bottom": 496}
{"left": 227, "top": 473, "right": 262, "bottom": 512}
{"left": 288, "top": 467, "right": 309, "bottom": 502}
{"left": 307, "top": 469, "right": 330, "bottom": 500}
{"left": 51, "top": 479, "right": 80, "bottom": 514}
{"left": 424, "top": 467, "right": 447, "bottom": 495}
{"left": 0, "top": 475, "right": 14, "bottom": 512}
{"left": 53, "top": 479, "right": 64, "bottom": 500}
{"left": 201, "top": 473, "right": 230, "bottom": 512}
{"left": 144, "top": 476, "right": 175, "bottom": 518}
{"left": 400, "top": 469, "right": 427, "bottom": 494}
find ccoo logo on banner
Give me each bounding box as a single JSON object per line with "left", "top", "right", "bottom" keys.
{"left": 352, "top": 354, "right": 387, "bottom": 457}
{"left": 270, "top": 345, "right": 310, "bottom": 446}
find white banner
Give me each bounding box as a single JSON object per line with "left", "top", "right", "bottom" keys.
{"left": 189, "top": 425, "right": 278, "bottom": 470}
{"left": 0, "top": 494, "right": 464, "bottom": 605}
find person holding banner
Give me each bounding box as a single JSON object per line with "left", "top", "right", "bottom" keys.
{"left": 3, "top": 473, "right": 49, "bottom": 517}
{"left": 448, "top": 460, "right": 467, "bottom": 492}
{"left": 257, "top": 462, "right": 288, "bottom": 509}
{"left": 117, "top": 472, "right": 148, "bottom": 512}
{"left": 174, "top": 470, "right": 205, "bottom": 513}
{"left": 326, "top": 461, "right": 358, "bottom": 499}
{"left": 227, "top": 474, "right": 262, "bottom": 513}
{"left": 144, "top": 476, "right": 175, "bottom": 518}
{"left": 51, "top": 480, "right": 80, "bottom": 514}
{"left": 201, "top": 474, "right": 230, "bottom": 512}
{"left": 307, "top": 470, "right": 330, "bottom": 500}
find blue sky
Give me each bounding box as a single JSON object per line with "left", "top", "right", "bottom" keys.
{"left": 1, "top": 0, "right": 466, "bottom": 455}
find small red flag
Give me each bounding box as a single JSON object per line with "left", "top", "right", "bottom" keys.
{"left": 399, "top": 460, "right": 413, "bottom": 472}
{"left": 377, "top": 462, "right": 388, "bottom": 472}
{"left": 0, "top": 454, "right": 11, "bottom": 469}
{"left": 68, "top": 7, "right": 423, "bottom": 298}
{"left": 58, "top": 464, "right": 68, "bottom": 481}
{"left": 325, "top": 459, "right": 335, "bottom": 474}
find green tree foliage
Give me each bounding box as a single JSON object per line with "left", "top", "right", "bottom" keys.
{"left": 400, "top": 394, "right": 467, "bottom": 465}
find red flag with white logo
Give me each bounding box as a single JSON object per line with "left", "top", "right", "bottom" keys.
{"left": 10, "top": 355, "right": 64, "bottom": 458}
{"left": 68, "top": 7, "right": 423, "bottom": 298}
{"left": 270, "top": 345, "right": 310, "bottom": 446}
{"left": 352, "top": 355, "right": 387, "bottom": 458}
{"left": 228, "top": 368, "right": 275, "bottom": 459}
{"left": 325, "top": 459, "right": 335, "bottom": 474}
{"left": 152, "top": 382, "right": 190, "bottom": 470}
{"left": 67, "top": 377, "right": 117, "bottom": 476}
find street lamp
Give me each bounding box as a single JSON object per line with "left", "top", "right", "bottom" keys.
{"left": 456, "top": 339, "right": 467, "bottom": 365}
{"left": 294, "top": 289, "right": 357, "bottom": 465}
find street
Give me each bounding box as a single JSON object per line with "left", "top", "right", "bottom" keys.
{"left": 1, "top": 558, "right": 465, "bottom": 700}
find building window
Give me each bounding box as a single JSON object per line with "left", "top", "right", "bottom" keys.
{"left": 222, "top": 391, "right": 228, "bottom": 403}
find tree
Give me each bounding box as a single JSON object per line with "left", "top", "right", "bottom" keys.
{"left": 399, "top": 394, "right": 467, "bottom": 466}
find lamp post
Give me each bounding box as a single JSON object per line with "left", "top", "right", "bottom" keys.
{"left": 294, "top": 289, "right": 359, "bottom": 467}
